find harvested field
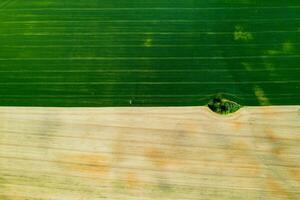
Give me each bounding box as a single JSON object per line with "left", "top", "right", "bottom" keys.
{"left": 0, "top": 106, "right": 299, "bottom": 199}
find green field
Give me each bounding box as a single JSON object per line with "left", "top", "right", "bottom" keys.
{"left": 0, "top": 0, "right": 299, "bottom": 107}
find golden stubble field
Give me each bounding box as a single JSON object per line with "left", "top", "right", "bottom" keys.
{"left": 0, "top": 106, "right": 299, "bottom": 199}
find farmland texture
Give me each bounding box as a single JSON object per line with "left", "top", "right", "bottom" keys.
{"left": 0, "top": 0, "right": 299, "bottom": 107}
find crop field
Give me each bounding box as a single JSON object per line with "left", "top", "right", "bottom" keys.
{"left": 0, "top": 106, "right": 299, "bottom": 200}
{"left": 1, "top": 2, "right": 300, "bottom": 199}
{"left": 0, "top": 0, "right": 299, "bottom": 107}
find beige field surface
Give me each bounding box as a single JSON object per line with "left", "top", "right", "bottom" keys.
{"left": 0, "top": 106, "right": 299, "bottom": 199}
